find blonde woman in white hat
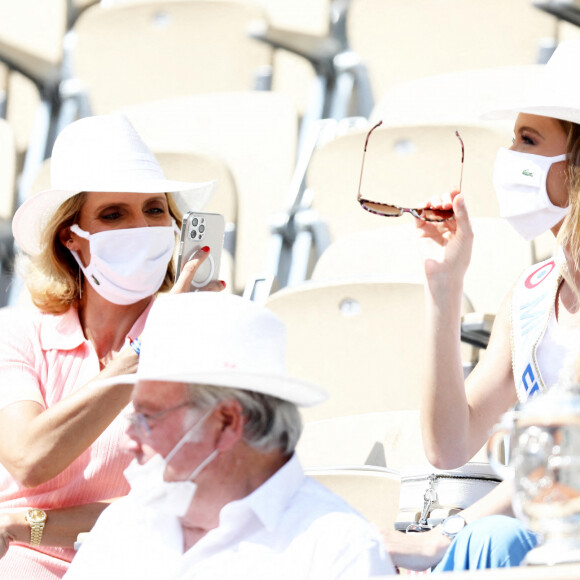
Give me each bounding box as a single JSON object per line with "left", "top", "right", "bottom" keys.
{"left": 382, "top": 40, "right": 580, "bottom": 572}
{"left": 0, "top": 114, "right": 222, "bottom": 578}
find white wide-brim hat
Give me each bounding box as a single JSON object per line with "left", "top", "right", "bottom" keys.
{"left": 12, "top": 113, "right": 216, "bottom": 255}
{"left": 482, "top": 39, "right": 580, "bottom": 125}
{"left": 95, "top": 293, "right": 328, "bottom": 407}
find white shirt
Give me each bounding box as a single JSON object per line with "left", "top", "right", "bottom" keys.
{"left": 65, "top": 454, "right": 395, "bottom": 579}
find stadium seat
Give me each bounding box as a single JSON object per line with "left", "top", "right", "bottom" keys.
{"left": 308, "top": 122, "right": 510, "bottom": 241}
{"left": 0, "top": 0, "right": 67, "bottom": 66}
{"left": 369, "top": 65, "right": 541, "bottom": 128}
{"left": 306, "top": 466, "right": 401, "bottom": 531}
{"left": 273, "top": 120, "right": 512, "bottom": 288}
{"left": 70, "top": 0, "right": 273, "bottom": 115}
{"left": 311, "top": 218, "right": 536, "bottom": 317}
{"left": 347, "top": 0, "right": 559, "bottom": 102}
{"left": 266, "top": 279, "right": 475, "bottom": 423}
{"left": 0, "top": 0, "right": 102, "bottom": 213}
{"left": 297, "top": 410, "right": 429, "bottom": 471}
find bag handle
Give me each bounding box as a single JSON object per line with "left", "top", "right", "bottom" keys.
{"left": 406, "top": 475, "right": 438, "bottom": 533}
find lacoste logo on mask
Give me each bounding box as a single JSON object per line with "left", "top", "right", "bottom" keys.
{"left": 522, "top": 169, "right": 534, "bottom": 177}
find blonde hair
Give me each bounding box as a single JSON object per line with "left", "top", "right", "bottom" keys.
{"left": 556, "top": 121, "right": 580, "bottom": 274}
{"left": 18, "top": 193, "right": 182, "bottom": 314}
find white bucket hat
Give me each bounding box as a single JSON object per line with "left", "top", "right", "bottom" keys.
{"left": 96, "top": 293, "right": 328, "bottom": 407}
{"left": 482, "top": 39, "right": 580, "bottom": 125}
{"left": 12, "top": 113, "right": 216, "bottom": 255}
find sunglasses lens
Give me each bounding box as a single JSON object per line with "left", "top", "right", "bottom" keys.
{"left": 361, "top": 201, "right": 403, "bottom": 217}
{"left": 415, "top": 208, "right": 454, "bottom": 222}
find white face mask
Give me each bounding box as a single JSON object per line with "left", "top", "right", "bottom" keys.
{"left": 123, "top": 408, "right": 218, "bottom": 518}
{"left": 69, "top": 224, "right": 176, "bottom": 305}
{"left": 493, "top": 147, "right": 569, "bottom": 241}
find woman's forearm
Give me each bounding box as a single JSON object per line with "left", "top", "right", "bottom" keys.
{"left": 0, "top": 501, "right": 115, "bottom": 554}
{"left": 0, "top": 349, "right": 137, "bottom": 487}
{"left": 421, "top": 275, "right": 471, "bottom": 468}
{"left": 461, "top": 478, "right": 515, "bottom": 523}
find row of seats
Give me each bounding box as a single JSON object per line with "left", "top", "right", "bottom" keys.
{"left": 0, "top": 0, "right": 569, "bottom": 184}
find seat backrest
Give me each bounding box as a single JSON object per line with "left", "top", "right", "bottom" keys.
{"left": 306, "top": 467, "right": 401, "bottom": 531}
{"left": 297, "top": 410, "right": 430, "bottom": 471}
{"left": 0, "top": 118, "right": 16, "bottom": 221}
{"left": 97, "top": 0, "right": 330, "bottom": 33}
{"left": 0, "top": 0, "right": 67, "bottom": 65}
{"left": 311, "top": 223, "right": 425, "bottom": 286}
{"left": 71, "top": 0, "right": 273, "bottom": 114}
{"left": 121, "top": 91, "right": 298, "bottom": 293}
{"left": 246, "top": 0, "right": 329, "bottom": 35}
{"left": 299, "top": 408, "right": 488, "bottom": 468}
{"left": 370, "top": 65, "right": 541, "bottom": 128}
{"left": 266, "top": 279, "right": 431, "bottom": 423}
{"left": 311, "top": 219, "right": 536, "bottom": 316}
{"left": 347, "top": 0, "right": 558, "bottom": 101}
{"left": 151, "top": 151, "right": 238, "bottom": 227}
{"left": 306, "top": 122, "right": 512, "bottom": 249}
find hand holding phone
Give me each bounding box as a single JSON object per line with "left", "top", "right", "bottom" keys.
{"left": 176, "top": 212, "right": 225, "bottom": 290}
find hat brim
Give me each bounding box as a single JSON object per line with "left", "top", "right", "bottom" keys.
{"left": 481, "top": 103, "right": 580, "bottom": 126}
{"left": 12, "top": 179, "right": 216, "bottom": 255}
{"left": 93, "top": 370, "right": 328, "bottom": 407}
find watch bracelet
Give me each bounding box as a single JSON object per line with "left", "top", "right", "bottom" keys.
{"left": 29, "top": 522, "right": 45, "bottom": 546}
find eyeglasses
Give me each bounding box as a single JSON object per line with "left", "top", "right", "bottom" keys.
{"left": 357, "top": 120, "right": 465, "bottom": 222}
{"left": 126, "top": 402, "right": 193, "bottom": 437}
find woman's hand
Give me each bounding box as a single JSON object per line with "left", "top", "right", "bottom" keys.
{"left": 381, "top": 527, "right": 451, "bottom": 572}
{"left": 0, "top": 517, "right": 14, "bottom": 560}
{"left": 0, "top": 512, "right": 25, "bottom": 559}
{"left": 0, "top": 503, "right": 113, "bottom": 555}
{"left": 172, "top": 247, "right": 226, "bottom": 294}
{"left": 415, "top": 191, "right": 473, "bottom": 284}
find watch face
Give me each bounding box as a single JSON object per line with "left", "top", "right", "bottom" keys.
{"left": 444, "top": 515, "right": 465, "bottom": 534}
{"left": 27, "top": 509, "right": 46, "bottom": 523}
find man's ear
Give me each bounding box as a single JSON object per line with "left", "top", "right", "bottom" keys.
{"left": 214, "top": 399, "right": 245, "bottom": 452}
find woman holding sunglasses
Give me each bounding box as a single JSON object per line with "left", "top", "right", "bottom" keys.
{"left": 0, "top": 114, "right": 223, "bottom": 578}
{"left": 382, "top": 40, "right": 580, "bottom": 572}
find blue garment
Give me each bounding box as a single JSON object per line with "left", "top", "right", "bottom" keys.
{"left": 433, "top": 515, "right": 538, "bottom": 572}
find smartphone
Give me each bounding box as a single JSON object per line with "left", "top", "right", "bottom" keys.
{"left": 176, "top": 211, "right": 225, "bottom": 289}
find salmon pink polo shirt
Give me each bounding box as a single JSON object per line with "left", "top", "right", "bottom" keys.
{"left": 0, "top": 301, "right": 152, "bottom": 579}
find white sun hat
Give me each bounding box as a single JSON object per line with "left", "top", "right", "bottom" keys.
{"left": 12, "top": 113, "right": 216, "bottom": 255}
{"left": 482, "top": 39, "right": 580, "bottom": 125}
{"left": 95, "top": 292, "right": 328, "bottom": 407}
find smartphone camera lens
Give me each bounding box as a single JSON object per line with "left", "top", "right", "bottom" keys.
{"left": 192, "top": 218, "right": 199, "bottom": 227}
{"left": 199, "top": 225, "right": 205, "bottom": 234}
{"left": 190, "top": 230, "right": 197, "bottom": 239}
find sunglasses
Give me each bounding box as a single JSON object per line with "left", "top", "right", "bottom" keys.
{"left": 357, "top": 120, "right": 464, "bottom": 222}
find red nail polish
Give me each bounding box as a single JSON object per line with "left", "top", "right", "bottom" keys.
{"left": 220, "top": 280, "right": 226, "bottom": 288}
{"left": 201, "top": 246, "right": 210, "bottom": 253}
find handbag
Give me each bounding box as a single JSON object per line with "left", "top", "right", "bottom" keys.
{"left": 394, "top": 462, "right": 502, "bottom": 532}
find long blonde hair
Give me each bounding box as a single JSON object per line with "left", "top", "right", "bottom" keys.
{"left": 556, "top": 121, "right": 580, "bottom": 275}
{"left": 18, "top": 193, "right": 183, "bottom": 314}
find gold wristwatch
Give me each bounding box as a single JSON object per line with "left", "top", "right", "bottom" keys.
{"left": 25, "top": 509, "right": 47, "bottom": 547}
